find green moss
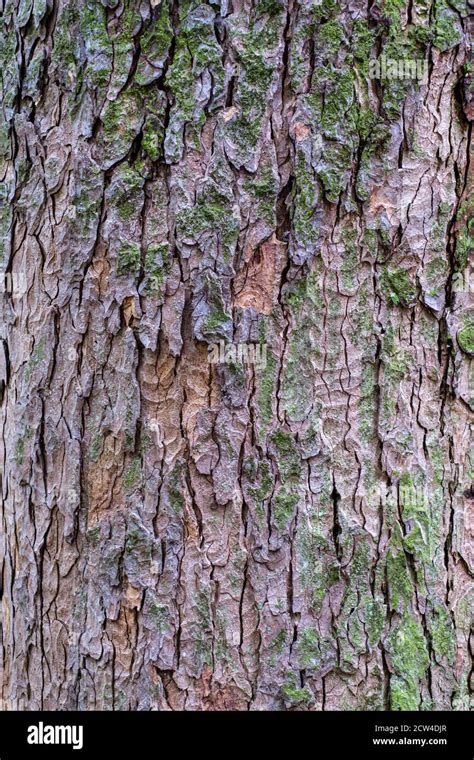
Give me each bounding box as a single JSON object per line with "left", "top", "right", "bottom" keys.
{"left": 101, "top": 90, "right": 143, "bottom": 149}
{"left": 317, "top": 143, "right": 352, "bottom": 203}
{"left": 429, "top": 605, "right": 455, "bottom": 664}
{"left": 141, "top": 433, "right": 151, "bottom": 452}
{"left": 382, "top": 0, "right": 405, "bottom": 23}
{"left": 181, "top": 7, "right": 222, "bottom": 75}
{"left": 381, "top": 326, "right": 411, "bottom": 384}
{"left": 70, "top": 162, "right": 103, "bottom": 234}
{"left": 284, "top": 270, "right": 324, "bottom": 314}
{"left": 223, "top": 16, "right": 280, "bottom": 158}
{"left": 107, "top": 3, "right": 140, "bottom": 88}
{"left": 358, "top": 362, "right": 376, "bottom": 441}
{"left": 387, "top": 612, "right": 429, "bottom": 710}
{"left": 390, "top": 676, "right": 419, "bottom": 711}
{"left": 281, "top": 674, "right": 313, "bottom": 705}
{"left": 381, "top": 268, "right": 416, "bottom": 306}
{"left": 14, "top": 437, "right": 25, "bottom": 465}
{"left": 319, "top": 20, "right": 345, "bottom": 56}
{"left": 164, "top": 7, "right": 224, "bottom": 156}
{"left": 356, "top": 109, "right": 383, "bottom": 144}
{"left": 90, "top": 432, "right": 103, "bottom": 462}
{"left": 365, "top": 599, "right": 386, "bottom": 647}
{"left": 168, "top": 463, "right": 184, "bottom": 514}
{"left": 79, "top": 1, "right": 112, "bottom": 90}
{"left": 135, "top": 3, "right": 173, "bottom": 85}
{"left": 353, "top": 19, "right": 375, "bottom": 66}
{"left": 111, "top": 167, "right": 143, "bottom": 220}
{"left": 87, "top": 526, "right": 101, "bottom": 545}
{"left": 273, "top": 488, "right": 299, "bottom": 530}
{"left": 377, "top": 15, "right": 430, "bottom": 119}
{"left": 145, "top": 242, "right": 170, "bottom": 294}
{"left": 311, "top": 0, "right": 337, "bottom": 21}
{"left": 457, "top": 323, "right": 474, "bottom": 355}
{"left": 102, "top": 98, "right": 123, "bottom": 142}
{"left": 52, "top": 4, "right": 80, "bottom": 86}
{"left": 25, "top": 338, "right": 46, "bottom": 382}
{"left": 270, "top": 429, "right": 301, "bottom": 479}
{"left": 256, "top": 323, "right": 277, "bottom": 430}
{"left": 142, "top": 124, "right": 161, "bottom": 161}
{"left": 246, "top": 459, "right": 273, "bottom": 523}
{"left": 433, "top": 1, "right": 462, "bottom": 51}
{"left": 425, "top": 257, "right": 447, "bottom": 291}
{"left": 282, "top": 271, "right": 325, "bottom": 422}
{"left": 124, "top": 431, "right": 135, "bottom": 452}
{"left": 268, "top": 629, "right": 287, "bottom": 666}
{"left": 256, "top": 0, "right": 285, "bottom": 15}
{"left": 288, "top": 19, "right": 317, "bottom": 90}
{"left": 117, "top": 241, "right": 141, "bottom": 277}
{"left": 244, "top": 163, "right": 277, "bottom": 224}
{"left": 292, "top": 150, "right": 318, "bottom": 242}
{"left": 297, "top": 525, "right": 334, "bottom": 612}
{"left": 125, "top": 526, "right": 142, "bottom": 554}
{"left": 177, "top": 186, "right": 239, "bottom": 263}
{"left": 296, "top": 628, "right": 333, "bottom": 671}
{"left": 341, "top": 229, "right": 359, "bottom": 288}
{"left": 320, "top": 70, "right": 354, "bottom": 141}
{"left": 194, "top": 589, "right": 212, "bottom": 667}
{"left": 351, "top": 540, "right": 370, "bottom": 581}
{"left": 386, "top": 549, "right": 413, "bottom": 611}
{"left": 149, "top": 603, "right": 169, "bottom": 634}
{"left": 166, "top": 37, "right": 195, "bottom": 120}
{"left": 203, "top": 308, "right": 231, "bottom": 335}
{"left": 123, "top": 456, "right": 141, "bottom": 491}
{"left": 454, "top": 198, "right": 473, "bottom": 272}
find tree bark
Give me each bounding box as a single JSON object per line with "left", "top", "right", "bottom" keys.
{"left": 0, "top": 0, "right": 472, "bottom": 711}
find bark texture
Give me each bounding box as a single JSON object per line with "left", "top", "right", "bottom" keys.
{"left": 1, "top": 0, "right": 473, "bottom": 710}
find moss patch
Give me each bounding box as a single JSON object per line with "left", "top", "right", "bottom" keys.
{"left": 387, "top": 612, "right": 429, "bottom": 710}
{"left": 382, "top": 268, "right": 416, "bottom": 307}
{"left": 457, "top": 323, "right": 474, "bottom": 355}
{"left": 117, "top": 241, "right": 141, "bottom": 277}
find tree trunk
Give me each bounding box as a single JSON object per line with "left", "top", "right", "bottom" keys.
{"left": 1, "top": 0, "right": 472, "bottom": 711}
